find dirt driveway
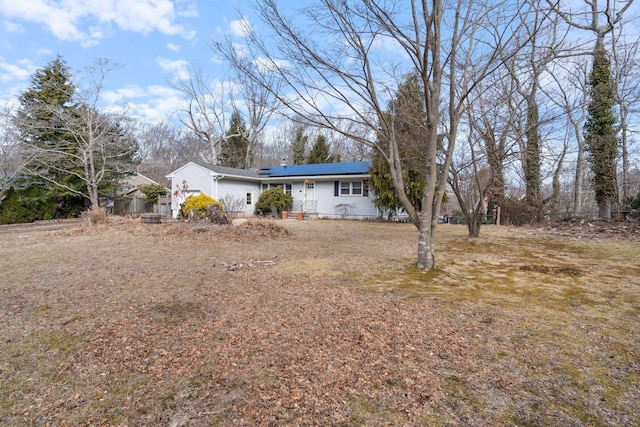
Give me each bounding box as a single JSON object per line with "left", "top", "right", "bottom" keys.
{"left": 1, "top": 218, "right": 638, "bottom": 425}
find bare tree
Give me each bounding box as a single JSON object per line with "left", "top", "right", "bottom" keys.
{"left": 172, "top": 68, "right": 234, "bottom": 165}
{"left": 549, "top": 0, "right": 634, "bottom": 50}
{"left": 225, "top": 53, "right": 282, "bottom": 169}
{"left": 449, "top": 130, "right": 496, "bottom": 237}
{"left": 549, "top": 0, "right": 635, "bottom": 219}
{"left": 18, "top": 59, "right": 138, "bottom": 209}
{"left": 136, "top": 121, "right": 203, "bottom": 184}
{"left": 543, "top": 58, "right": 591, "bottom": 216}
{"left": 173, "top": 55, "right": 280, "bottom": 169}
{"left": 215, "top": 0, "right": 535, "bottom": 269}
{"left": 502, "top": 5, "right": 568, "bottom": 222}
{"left": 450, "top": 72, "right": 520, "bottom": 236}
{"left": 0, "top": 104, "right": 24, "bottom": 196}
{"left": 610, "top": 27, "right": 640, "bottom": 201}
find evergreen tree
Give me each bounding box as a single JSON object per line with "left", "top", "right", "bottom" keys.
{"left": 307, "top": 134, "right": 339, "bottom": 164}
{"left": 220, "top": 110, "right": 250, "bottom": 168}
{"left": 15, "top": 57, "right": 139, "bottom": 215}
{"left": 0, "top": 185, "right": 58, "bottom": 224}
{"left": 15, "top": 56, "right": 86, "bottom": 216}
{"left": 584, "top": 47, "right": 619, "bottom": 219}
{"left": 369, "top": 71, "right": 426, "bottom": 215}
{"left": 291, "top": 127, "right": 307, "bottom": 165}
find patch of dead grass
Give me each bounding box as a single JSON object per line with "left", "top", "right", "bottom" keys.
{"left": 0, "top": 220, "right": 638, "bottom": 425}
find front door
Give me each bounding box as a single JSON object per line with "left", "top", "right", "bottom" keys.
{"left": 304, "top": 181, "right": 316, "bottom": 212}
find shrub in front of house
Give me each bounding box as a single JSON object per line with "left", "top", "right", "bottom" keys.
{"left": 181, "top": 194, "right": 222, "bottom": 219}
{"left": 255, "top": 187, "right": 293, "bottom": 215}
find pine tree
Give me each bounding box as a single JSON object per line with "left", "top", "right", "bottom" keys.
{"left": 584, "top": 47, "right": 619, "bottom": 219}
{"left": 15, "top": 56, "right": 86, "bottom": 216}
{"left": 220, "top": 110, "right": 249, "bottom": 168}
{"left": 306, "top": 134, "right": 338, "bottom": 164}
{"left": 369, "top": 71, "right": 426, "bottom": 215}
{"left": 15, "top": 57, "right": 139, "bottom": 214}
{"left": 291, "top": 127, "right": 307, "bottom": 165}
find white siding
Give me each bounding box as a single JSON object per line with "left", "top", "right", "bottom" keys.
{"left": 315, "top": 180, "right": 379, "bottom": 219}
{"left": 168, "top": 164, "right": 213, "bottom": 218}
{"left": 214, "top": 179, "right": 260, "bottom": 215}
{"left": 168, "top": 162, "right": 380, "bottom": 220}
{"left": 169, "top": 165, "right": 211, "bottom": 194}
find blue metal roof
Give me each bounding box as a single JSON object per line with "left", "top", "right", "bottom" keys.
{"left": 260, "top": 161, "right": 372, "bottom": 178}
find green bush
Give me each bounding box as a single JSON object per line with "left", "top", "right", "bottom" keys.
{"left": 255, "top": 187, "right": 293, "bottom": 215}
{"left": 139, "top": 183, "right": 167, "bottom": 205}
{"left": 181, "top": 193, "right": 222, "bottom": 219}
{"left": 0, "top": 186, "right": 57, "bottom": 224}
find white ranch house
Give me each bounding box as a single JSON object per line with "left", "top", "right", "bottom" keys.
{"left": 166, "top": 161, "right": 380, "bottom": 219}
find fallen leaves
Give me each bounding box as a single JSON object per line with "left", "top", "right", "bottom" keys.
{"left": 0, "top": 219, "right": 638, "bottom": 425}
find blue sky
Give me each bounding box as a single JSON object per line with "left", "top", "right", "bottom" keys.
{"left": 0, "top": 0, "right": 262, "bottom": 122}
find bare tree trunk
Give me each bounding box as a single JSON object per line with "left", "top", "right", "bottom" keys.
{"left": 550, "top": 143, "right": 567, "bottom": 218}
{"left": 620, "top": 104, "right": 630, "bottom": 201}
{"left": 544, "top": 57, "right": 590, "bottom": 217}
{"left": 417, "top": 212, "right": 435, "bottom": 269}
{"left": 574, "top": 136, "right": 586, "bottom": 216}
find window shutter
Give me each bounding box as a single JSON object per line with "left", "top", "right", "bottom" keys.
{"left": 363, "top": 180, "right": 369, "bottom": 197}
{"left": 334, "top": 181, "right": 339, "bottom": 197}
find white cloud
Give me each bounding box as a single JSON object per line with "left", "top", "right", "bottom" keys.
{"left": 177, "top": 2, "right": 198, "bottom": 18}
{"left": 229, "top": 18, "right": 252, "bottom": 38}
{"left": 156, "top": 57, "right": 190, "bottom": 81}
{"left": 2, "top": 19, "right": 23, "bottom": 33}
{"left": 0, "top": 0, "right": 197, "bottom": 46}
{"left": 102, "top": 85, "right": 147, "bottom": 104}
{"left": 167, "top": 43, "right": 180, "bottom": 52}
{"left": 0, "top": 58, "right": 35, "bottom": 83}
{"left": 35, "top": 48, "right": 54, "bottom": 57}
{"left": 132, "top": 87, "right": 186, "bottom": 123}
{"left": 100, "top": 83, "right": 186, "bottom": 123}
{"left": 253, "top": 56, "right": 290, "bottom": 73}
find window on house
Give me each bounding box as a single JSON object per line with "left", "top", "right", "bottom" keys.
{"left": 340, "top": 181, "right": 351, "bottom": 195}
{"left": 264, "top": 183, "right": 292, "bottom": 195}
{"left": 337, "top": 181, "right": 365, "bottom": 196}
{"left": 352, "top": 181, "right": 362, "bottom": 195}
{"left": 246, "top": 192, "right": 252, "bottom": 205}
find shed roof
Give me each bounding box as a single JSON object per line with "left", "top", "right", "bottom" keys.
{"left": 260, "top": 161, "right": 372, "bottom": 178}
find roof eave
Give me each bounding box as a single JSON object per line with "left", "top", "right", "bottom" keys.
{"left": 260, "top": 173, "right": 371, "bottom": 181}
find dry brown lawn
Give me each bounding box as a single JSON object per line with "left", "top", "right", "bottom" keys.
{"left": 0, "top": 218, "right": 638, "bottom": 426}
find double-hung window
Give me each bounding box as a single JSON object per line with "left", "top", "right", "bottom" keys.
{"left": 337, "top": 181, "right": 366, "bottom": 196}
{"left": 263, "top": 183, "right": 292, "bottom": 195}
